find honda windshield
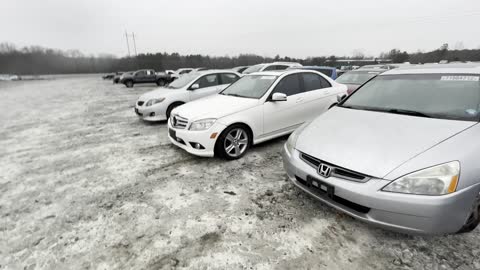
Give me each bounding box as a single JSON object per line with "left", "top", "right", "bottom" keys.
{"left": 341, "top": 74, "right": 480, "bottom": 122}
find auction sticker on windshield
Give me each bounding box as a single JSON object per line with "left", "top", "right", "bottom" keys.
{"left": 440, "top": 76, "right": 480, "bottom": 81}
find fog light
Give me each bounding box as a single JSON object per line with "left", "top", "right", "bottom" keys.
{"left": 149, "top": 112, "right": 155, "bottom": 117}
{"left": 189, "top": 142, "right": 205, "bottom": 150}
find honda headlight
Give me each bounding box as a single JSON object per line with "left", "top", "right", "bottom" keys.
{"left": 382, "top": 161, "right": 460, "bottom": 195}
{"left": 286, "top": 122, "right": 309, "bottom": 154}
{"left": 189, "top": 119, "right": 216, "bottom": 131}
{"left": 146, "top": 98, "right": 165, "bottom": 107}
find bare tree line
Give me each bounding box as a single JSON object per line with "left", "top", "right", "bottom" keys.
{"left": 0, "top": 42, "right": 479, "bottom": 75}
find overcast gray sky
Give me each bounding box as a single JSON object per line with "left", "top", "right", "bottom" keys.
{"left": 2, "top": 0, "right": 480, "bottom": 58}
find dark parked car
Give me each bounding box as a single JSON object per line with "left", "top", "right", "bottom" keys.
{"left": 336, "top": 68, "right": 387, "bottom": 95}
{"left": 290, "top": 66, "right": 340, "bottom": 79}
{"left": 120, "top": 69, "right": 175, "bottom": 88}
{"left": 102, "top": 73, "right": 115, "bottom": 80}
{"left": 112, "top": 72, "right": 127, "bottom": 84}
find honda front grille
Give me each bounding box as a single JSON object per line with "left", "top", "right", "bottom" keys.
{"left": 300, "top": 152, "right": 370, "bottom": 182}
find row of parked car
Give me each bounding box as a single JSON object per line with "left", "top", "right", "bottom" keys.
{"left": 102, "top": 68, "right": 208, "bottom": 87}
{"left": 106, "top": 62, "right": 480, "bottom": 235}
{"left": 102, "top": 62, "right": 354, "bottom": 89}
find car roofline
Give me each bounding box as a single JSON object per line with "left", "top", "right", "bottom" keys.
{"left": 381, "top": 63, "right": 480, "bottom": 76}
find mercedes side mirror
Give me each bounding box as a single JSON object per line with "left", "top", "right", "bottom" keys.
{"left": 190, "top": 83, "right": 200, "bottom": 90}
{"left": 271, "top": 92, "right": 287, "bottom": 102}
{"left": 337, "top": 94, "right": 347, "bottom": 103}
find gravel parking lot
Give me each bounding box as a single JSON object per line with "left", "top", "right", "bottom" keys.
{"left": 2, "top": 75, "right": 480, "bottom": 270}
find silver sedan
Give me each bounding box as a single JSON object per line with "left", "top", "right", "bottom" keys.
{"left": 283, "top": 64, "right": 480, "bottom": 235}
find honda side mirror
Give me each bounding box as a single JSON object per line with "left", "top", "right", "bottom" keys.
{"left": 271, "top": 92, "right": 287, "bottom": 102}
{"left": 190, "top": 83, "right": 200, "bottom": 90}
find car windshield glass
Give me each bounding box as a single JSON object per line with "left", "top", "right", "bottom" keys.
{"left": 341, "top": 74, "right": 480, "bottom": 122}
{"left": 243, "top": 64, "right": 265, "bottom": 74}
{"left": 167, "top": 72, "right": 199, "bottom": 89}
{"left": 220, "top": 75, "right": 278, "bottom": 99}
{"left": 336, "top": 71, "right": 380, "bottom": 85}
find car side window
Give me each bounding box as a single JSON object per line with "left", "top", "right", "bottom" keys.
{"left": 275, "top": 65, "right": 289, "bottom": 70}
{"left": 302, "top": 73, "right": 322, "bottom": 92}
{"left": 263, "top": 65, "right": 277, "bottom": 71}
{"left": 219, "top": 73, "right": 239, "bottom": 84}
{"left": 319, "top": 75, "right": 332, "bottom": 88}
{"left": 146, "top": 70, "right": 154, "bottom": 76}
{"left": 136, "top": 70, "right": 146, "bottom": 77}
{"left": 272, "top": 74, "right": 302, "bottom": 96}
{"left": 194, "top": 74, "right": 219, "bottom": 89}
{"left": 302, "top": 73, "right": 332, "bottom": 92}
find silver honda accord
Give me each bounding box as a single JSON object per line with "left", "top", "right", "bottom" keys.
{"left": 283, "top": 64, "right": 480, "bottom": 235}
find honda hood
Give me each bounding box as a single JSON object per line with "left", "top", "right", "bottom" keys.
{"left": 295, "top": 107, "right": 476, "bottom": 179}
{"left": 173, "top": 94, "right": 259, "bottom": 121}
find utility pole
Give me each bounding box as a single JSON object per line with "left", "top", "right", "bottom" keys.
{"left": 125, "top": 31, "right": 131, "bottom": 57}
{"left": 132, "top": 32, "right": 138, "bottom": 57}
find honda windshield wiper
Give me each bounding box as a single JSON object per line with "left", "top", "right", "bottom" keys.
{"left": 385, "top": 108, "right": 432, "bottom": 118}
{"left": 340, "top": 105, "right": 432, "bottom": 118}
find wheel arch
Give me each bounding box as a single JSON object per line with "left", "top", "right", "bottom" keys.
{"left": 213, "top": 121, "right": 255, "bottom": 159}
{"left": 168, "top": 100, "right": 185, "bottom": 108}
{"left": 166, "top": 101, "right": 186, "bottom": 118}
{"left": 124, "top": 79, "right": 134, "bottom": 85}
{"left": 218, "top": 122, "right": 254, "bottom": 145}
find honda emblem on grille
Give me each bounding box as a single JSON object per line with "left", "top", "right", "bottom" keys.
{"left": 318, "top": 163, "right": 332, "bottom": 178}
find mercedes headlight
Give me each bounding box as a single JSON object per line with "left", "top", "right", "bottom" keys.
{"left": 286, "top": 122, "right": 309, "bottom": 154}
{"left": 382, "top": 161, "right": 460, "bottom": 196}
{"left": 189, "top": 119, "right": 216, "bottom": 131}
{"left": 146, "top": 98, "right": 165, "bottom": 106}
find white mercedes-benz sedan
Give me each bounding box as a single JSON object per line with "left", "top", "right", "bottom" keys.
{"left": 167, "top": 70, "right": 348, "bottom": 159}
{"left": 134, "top": 70, "right": 241, "bottom": 121}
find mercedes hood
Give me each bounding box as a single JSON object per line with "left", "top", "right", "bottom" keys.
{"left": 173, "top": 94, "right": 259, "bottom": 121}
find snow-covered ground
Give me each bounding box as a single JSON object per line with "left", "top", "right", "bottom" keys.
{"left": 1, "top": 76, "right": 479, "bottom": 270}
